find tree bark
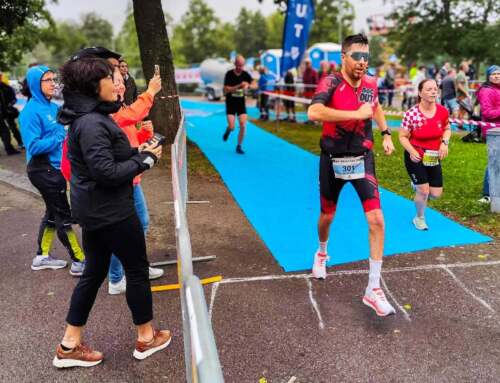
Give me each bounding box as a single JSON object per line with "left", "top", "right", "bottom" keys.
{"left": 132, "top": 0, "right": 181, "bottom": 144}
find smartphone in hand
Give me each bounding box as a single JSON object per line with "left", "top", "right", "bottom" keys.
{"left": 154, "top": 65, "right": 160, "bottom": 76}
{"left": 148, "top": 132, "right": 166, "bottom": 148}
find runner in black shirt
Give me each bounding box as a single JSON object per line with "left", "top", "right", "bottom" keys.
{"left": 222, "top": 55, "right": 254, "bottom": 154}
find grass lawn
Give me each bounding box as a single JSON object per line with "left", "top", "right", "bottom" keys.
{"left": 250, "top": 118, "right": 498, "bottom": 237}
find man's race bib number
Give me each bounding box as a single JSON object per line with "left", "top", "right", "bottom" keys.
{"left": 331, "top": 156, "right": 365, "bottom": 180}
{"left": 231, "top": 89, "right": 244, "bottom": 98}
{"left": 422, "top": 150, "right": 439, "bottom": 167}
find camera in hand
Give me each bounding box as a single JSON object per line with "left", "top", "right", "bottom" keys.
{"left": 148, "top": 132, "right": 166, "bottom": 148}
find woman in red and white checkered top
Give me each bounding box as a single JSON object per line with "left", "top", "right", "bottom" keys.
{"left": 399, "top": 79, "right": 451, "bottom": 230}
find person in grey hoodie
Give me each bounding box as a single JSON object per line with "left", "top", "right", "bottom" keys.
{"left": 19, "top": 65, "right": 85, "bottom": 275}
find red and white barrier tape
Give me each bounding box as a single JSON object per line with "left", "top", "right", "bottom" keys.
{"left": 263, "top": 91, "right": 311, "bottom": 105}
{"left": 263, "top": 92, "right": 500, "bottom": 128}
{"left": 448, "top": 119, "right": 500, "bottom": 128}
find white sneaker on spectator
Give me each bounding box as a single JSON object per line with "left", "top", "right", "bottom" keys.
{"left": 412, "top": 216, "right": 428, "bottom": 231}
{"left": 478, "top": 196, "right": 491, "bottom": 204}
{"left": 108, "top": 277, "right": 126, "bottom": 295}
{"left": 149, "top": 267, "right": 164, "bottom": 280}
{"left": 363, "top": 288, "right": 396, "bottom": 317}
{"left": 312, "top": 251, "right": 329, "bottom": 280}
{"left": 31, "top": 255, "right": 67, "bottom": 270}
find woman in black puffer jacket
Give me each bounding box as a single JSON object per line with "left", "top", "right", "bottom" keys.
{"left": 52, "top": 57, "right": 172, "bottom": 369}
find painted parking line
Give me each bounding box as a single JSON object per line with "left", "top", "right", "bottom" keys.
{"left": 219, "top": 260, "right": 500, "bottom": 285}
{"left": 210, "top": 260, "right": 500, "bottom": 329}
{"left": 381, "top": 276, "right": 412, "bottom": 322}
{"left": 441, "top": 265, "right": 496, "bottom": 314}
{"left": 306, "top": 278, "right": 325, "bottom": 329}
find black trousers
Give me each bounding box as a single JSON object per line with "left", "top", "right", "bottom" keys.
{"left": 5, "top": 117, "right": 22, "bottom": 146}
{"left": 259, "top": 93, "right": 269, "bottom": 118}
{"left": 27, "top": 166, "right": 81, "bottom": 261}
{"left": 0, "top": 117, "right": 16, "bottom": 153}
{"left": 66, "top": 214, "right": 153, "bottom": 326}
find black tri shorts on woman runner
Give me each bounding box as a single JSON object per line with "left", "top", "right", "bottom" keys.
{"left": 404, "top": 150, "right": 443, "bottom": 187}
{"left": 225, "top": 97, "right": 247, "bottom": 116}
{"left": 319, "top": 151, "right": 381, "bottom": 214}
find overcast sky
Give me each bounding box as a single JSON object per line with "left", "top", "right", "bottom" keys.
{"left": 46, "top": 0, "right": 393, "bottom": 35}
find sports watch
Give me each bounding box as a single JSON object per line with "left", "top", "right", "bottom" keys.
{"left": 442, "top": 139, "right": 450, "bottom": 145}
{"left": 381, "top": 129, "right": 391, "bottom": 136}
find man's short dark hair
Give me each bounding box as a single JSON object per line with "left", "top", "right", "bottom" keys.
{"left": 70, "top": 46, "right": 121, "bottom": 62}
{"left": 342, "top": 33, "right": 369, "bottom": 52}
{"left": 60, "top": 57, "right": 113, "bottom": 98}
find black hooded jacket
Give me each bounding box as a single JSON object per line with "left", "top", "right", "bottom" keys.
{"left": 58, "top": 91, "right": 156, "bottom": 231}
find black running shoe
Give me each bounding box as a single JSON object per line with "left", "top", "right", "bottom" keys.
{"left": 222, "top": 128, "right": 231, "bottom": 141}
{"left": 236, "top": 145, "right": 245, "bottom": 154}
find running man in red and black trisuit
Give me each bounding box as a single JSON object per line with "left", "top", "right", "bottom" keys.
{"left": 308, "top": 33, "right": 396, "bottom": 317}
{"left": 222, "top": 55, "right": 254, "bottom": 154}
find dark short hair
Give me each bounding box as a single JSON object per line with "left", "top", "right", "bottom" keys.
{"left": 60, "top": 57, "right": 113, "bottom": 98}
{"left": 70, "top": 46, "right": 121, "bottom": 62}
{"left": 342, "top": 33, "right": 369, "bottom": 52}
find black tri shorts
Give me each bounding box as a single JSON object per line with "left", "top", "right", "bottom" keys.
{"left": 404, "top": 151, "right": 443, "bottom": 187}
{"left": 225, "top": 97, "right": 247, "bottom": 116}
{"left": 319, "top": 151, "right": 381, "bottom": 214}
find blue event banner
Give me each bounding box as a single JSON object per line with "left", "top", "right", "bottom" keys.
{"left": 280, "top": 0, "right": 315, "bottom": 76}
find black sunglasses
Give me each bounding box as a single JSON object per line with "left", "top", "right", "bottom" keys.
{"left": 344, "top": 51, "right": 370, "bottom": 62}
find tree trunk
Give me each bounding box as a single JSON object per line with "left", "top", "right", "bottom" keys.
{"left": 132, "top": 0, "right": 181, "bottom": 144}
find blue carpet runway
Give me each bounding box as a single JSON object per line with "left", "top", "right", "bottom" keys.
{"left": 182, "top": 99, "right": 491, "bottom": 272}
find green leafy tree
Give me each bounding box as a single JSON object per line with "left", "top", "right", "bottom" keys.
{"left": 265, "top": 11, "right": 285, "bottom": 49}
{"left": 388, "top": 0, "right": 500, "bottom": 67}
{"left": 173, "top": 0, "right": 221, "bottom": 63}
{"left": 42, "top": 21, "right": 88, "bottom": 65}
{"left": 39, "top": 12, "right": 114, "bottom": 67}
{"left": 369, "top": 35, "right": 385, "bottom": 68}
{"left": 0, "top": 0, "right": 53, "bottom": 70}
{"left": 309, "top": 0, "right": 354, "bottom": 45}
{"left": 80, "top": 12, "right": 113, "bottom": 48}
{"left": 115, "top": 11, "right": 141, "bottom": 68}
{"left": 234, "top": 8, "right": 268, "bottom": 57}
{"left": 213, "top": 22, "right": 236, "bottom": 60}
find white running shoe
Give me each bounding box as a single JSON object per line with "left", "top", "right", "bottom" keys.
{"left": 412, "top": 216, "right": 428, "bottom": 231}
{"left": 108, "top": 277, "right": 126, "bottom": 295}
{"left": 478, "top": 196, "right": 491, "bottom": 204}
{"left": 31, "top": 255, "right": 67, "bottom": 270}
{"left": 363, "top": 288, "right": 396, "bottom": 317}
{"left": 149, "top": 267, "right": 164, "bottom": 280}
{"left": 312, "top": 251, "right": 329, "bottom": 279}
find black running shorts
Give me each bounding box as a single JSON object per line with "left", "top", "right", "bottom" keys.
{"left": 404, "top": 151, "right": 443, "bottom": 187}
{"left": 225, "top": 98, "right": 247, "bottom": 116}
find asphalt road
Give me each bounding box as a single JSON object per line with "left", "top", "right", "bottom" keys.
{"left": 1, "top": 152, "right": 499, "bottom": 383}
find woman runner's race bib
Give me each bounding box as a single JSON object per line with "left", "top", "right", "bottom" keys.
{"left": 331, "top": 156, "right": 365, "bottom": 180}
{"left": 422, "top": 150, "right": 439, "bottom": 167}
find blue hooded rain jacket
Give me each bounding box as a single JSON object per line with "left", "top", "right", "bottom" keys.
{"left": 19, "top": 65, "right": 66, "bottom": 169}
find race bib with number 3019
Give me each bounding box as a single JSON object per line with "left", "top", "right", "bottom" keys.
{"left": 331, "top": 156, "right": 365, "bottom": 180}
{"left": 422, "top": 150, "right": 439, "bottom": 167}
